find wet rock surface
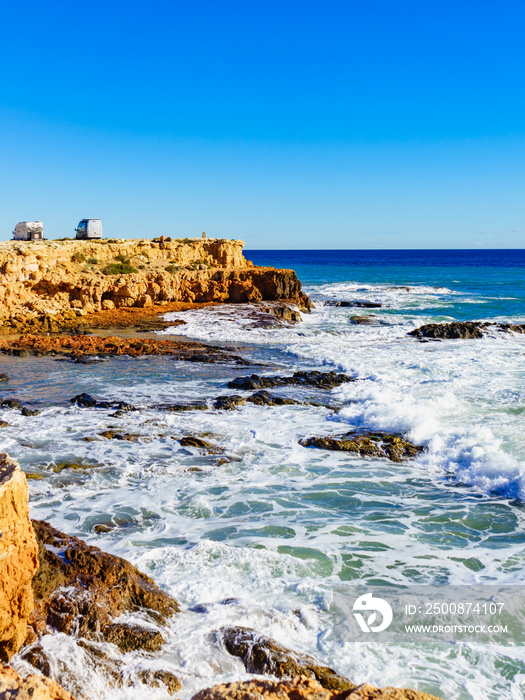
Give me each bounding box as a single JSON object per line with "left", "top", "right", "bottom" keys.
{"left": 0, "top": 334, "right": 251, "bottom": 364}
{"left": 218, "top": 627, "right": 355, "bottom": 691}
{"left": 27, "top": 520, "right": 179, "bottom": 645}
{"left": 213, "top": 395, "right": 247, "bottom": 410}
{"left": 246, "top": 390, "right": 299, "bottom": 406}
{"left": 300, "top": 431, "right": 425, "bottom": 463}
{"left": 228, "top": 371, "right": 353, "bottom": 391}
{"left": 408, "top": 321, "right": 525, "bottom": 340}
{"left": 0, "top": 373, "right": 8, "bottom": 382}
{"left": 326, "top": 300, "right": 382, "bottom": 308}
{"left": 191, "top": 677, "right": 442, "bottom": 700}
{"left": 0, "top": 663, "right": 77, "bottom": 699}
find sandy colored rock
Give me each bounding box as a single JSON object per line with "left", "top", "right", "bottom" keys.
{"left": 0, "top": 664, "right": 76, "bottom": 699}
{"left": 0, "top": 455, "right": 39, "bottom": 662}
{"left": 300, "top": 431, "right": 426, "bottom": 463}
{"left": 191, "top": 677, "right": 442, "bottom": 700}
{"left": 0, "top": 239, "right": 310, "bottom": 334}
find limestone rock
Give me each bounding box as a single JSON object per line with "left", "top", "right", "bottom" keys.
{"left": 0, "top": 664, "right": 76, "bottom": 699}
{"left": 191, "top": 677, "right": 442, "bottom": 700}
{"left": 0, "top": 454, "right": 39, "bottom": 662}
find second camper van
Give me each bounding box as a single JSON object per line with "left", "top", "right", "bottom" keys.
{"left": 75, "top": 219, "right": 102, "bottom": 240}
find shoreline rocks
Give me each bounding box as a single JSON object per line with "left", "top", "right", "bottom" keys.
{"left": 219, "top": 627, "right": 355, "bottom": 691}
{"left": 0, "top": 334, "right": 251, "bottom": 364}
{"left": 300, "top": 431, "right": 425, "bottom": 463}
{"left": 0, "top": 238, "right": 311, "bottom": 334}
{"left": 191, "top": 677, "right": 442, "bottom": 700}
{"left": 0, "top": 455, "right": 39, "bottom": 663}
{"left": 227, "top": 371, "right": 353, "bottom": 391}
{"left": 408, "top": 320, "right": 525, "bottom": 340}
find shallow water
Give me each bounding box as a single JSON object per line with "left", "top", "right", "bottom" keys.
{"left": 2, "top": 250, "right": 525, "bottom": 699}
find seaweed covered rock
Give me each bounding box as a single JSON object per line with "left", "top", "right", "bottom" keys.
{"left": 300, "top": 431, "right": 425, "bottom": 463}
{"left": 27, "top": 520, "right": 179, "bottom": 648}
{"left": 228, "top": 371, "right": 353, "bottom": 391}
{"left": 218, "top": 627, "right": 354, "bottom": 691}
{"left": 246, "top": 391, "right": 299, "bottom": 406}
{"left": 191, "top": 677, "right": 442, "bottom": 700}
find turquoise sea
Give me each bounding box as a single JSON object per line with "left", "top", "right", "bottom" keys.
{"left": 2, "top": 249, "right": 525, "bottom": 699}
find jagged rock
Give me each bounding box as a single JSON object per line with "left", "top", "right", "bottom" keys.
{"left": 0, "top": 663, "right": 76, "bottom": 699}
{"left": 408, "top": 322, "right": 486, "bottom": 339}
{"left": 1, "top": 399, "right": 23, "bottom": 410}
{"left": 103, "top": 622, "right": 164, "bottom": 652}
{"left": 70, "top": 393, "right": 98, "bottom": 407}
{"left": 21, "top": 407, "right": 40, "bottom": 417}
{"left": 138, "top": 669, "right": 181, "bottom": 694}
{"left": 179, "top": 436, "right": 214, "bottom": 448}
{"left": 327, "top": 300, "right": 381, "bottom": 308}
{"left": 218, "top": 627, "right": 354, "bottom": 691}
{"left": 98, "top": 430, "right": 139, "bottom": 441}
{"left": 213, "top": 395, "right": 247, "bottom": 410}
{"left": 227, "top": 371, "right": 353, "bottom": 391}
{"left": 0, "top": 455, "right": 39, "bottom": 662}
{"left": 27, "top": 520, "right": 179, "bottom": 649}
{"left": 300, "top": 431, "right": 425, "bottom": 463}
{"left": 0, "top": 374, "right": 8, "bottom": 382}
{"left": 246, "top": 391, "right": 299, "bottom": 406}
{"left": 191, "top": 677, "right": 442, "bottom": 700}
{"left": 154, "top": 401, "right": 208, "bottom": 412}
{"left": 0, "top": 421, "right": 9, "bottom": 428}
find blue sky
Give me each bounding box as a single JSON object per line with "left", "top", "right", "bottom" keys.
{"left": 1, "top": 1, "right": 524, "bottom": 248}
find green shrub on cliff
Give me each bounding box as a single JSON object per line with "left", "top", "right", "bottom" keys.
{"left": 72, "top": 252, "right": 86, "bottom": 263}
{"left": 101, "top": 262, "right": 137, "bottom": 275}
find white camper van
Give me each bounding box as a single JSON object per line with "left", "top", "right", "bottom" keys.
{"left": 75, "top": 219, "right": 103, "bottom": 240}
{"left": 12, "top": 221, "right": 44, "bottom": 241}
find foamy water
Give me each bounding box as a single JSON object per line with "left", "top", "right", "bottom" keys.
{"left": 2, "top": 267, "right": 525, "bottom": 699}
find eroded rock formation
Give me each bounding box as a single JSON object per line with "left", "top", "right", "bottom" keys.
{"left": 300, "top": 431, "right": 425, "bottom": 463}
{"left": 191, "top": 677, "right": 442, "bottom": 700}
{"left": 0, "top": 238, "right": 310, "bottom": 333}
{"left": 0, "top": 454, "right": 39, "bottom": 663}
{"left": 0, "top": 664, "right": 76, "bottom": 699}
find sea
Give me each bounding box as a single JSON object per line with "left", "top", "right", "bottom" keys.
{"left": 2, "top": 249, "right": 525, "bottom": 700}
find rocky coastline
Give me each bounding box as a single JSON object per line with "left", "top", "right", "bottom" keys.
{"left": 0, "top": 238, "right": 310, "bottom": 335}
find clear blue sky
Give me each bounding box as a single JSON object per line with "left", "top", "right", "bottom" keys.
{"left": 1, "top": 0, "right": 524, "bottom": 248}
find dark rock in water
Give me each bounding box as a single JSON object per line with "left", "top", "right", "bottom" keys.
{"left": 21, "top": 407, "right": 40, "bottom": 416}
{"left": 326, "top": 300, "right": 381, "bottom": 308}
{"left": 0, "top": 421, "right": 9, "bottom": 427}
{"left": 218, "top": 627, "right": 355, "bottom": 691}
{"left": 300, "top": 431, "right": 425, "bottom": 463}
{"left": 28, "top": 519, "right": 179, "bottom": 647}
{"left": 70, "top": 392, "right": 98, "bottom": 407}
{"left": 1, "top": 398, "right": 23, "bottom": 410}
{"left": 349, "top": 316, "right": 375, "bottom": 325}
{"left": 104, "top": 622, "right": 164, "bottom": 652}
{"left": 98, "top": 430, "right": 139, "bottom": 441}
{"left": 228, "top": 370, "right": 353, "bottom": 391}
{"left": 213, "top": 395, "right": 247, "bottom": 410}
{"left": 246, "top": 391, "right": 299, "bottom": 406}
{"left": 408, "top": 322, "right": 486, "bottom": 339}
{"left": 179, "top": 436, "right": 213, "bottom": 448}
{"left": 0, "top": 373, "right": 8, "bottom": 382}
{"left": 155, "top": 401, "right": 208, "bottom": 412}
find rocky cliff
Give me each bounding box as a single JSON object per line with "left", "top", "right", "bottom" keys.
{"left": 0, "top": 454, "right": 39, "bottom": 663}
{"left": 0, "top": 238, "right": 310, "bottom": 334}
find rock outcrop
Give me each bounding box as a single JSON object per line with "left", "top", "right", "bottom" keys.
{"left": 300, "top": 431, "right": 425, "bottom": 463}
{"left": 191, "top": 677, "right": 442, "bottom": 700}
{"left": 227, "top": 371, "right": 353, "bottom": 391}
{"left": 0, "top": 664, "right": 76, "bottom": 699}
{"left": 408, "top": 321, "right": 525, "bottom": 340}
{"left": 0, "top": 454, "right": 39, "bottom": 663}
{"left": 0, "top": 239, "right": 310, "bottom": 333}
{"left": 218, "top": 627, "right": 354, "bottom": 691}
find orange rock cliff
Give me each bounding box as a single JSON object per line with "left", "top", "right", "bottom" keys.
{"left": 0, "top": 238, "right": 310, "bottom": 333}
